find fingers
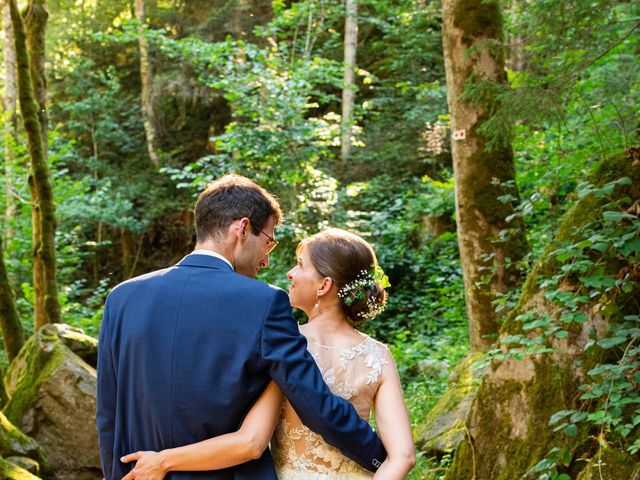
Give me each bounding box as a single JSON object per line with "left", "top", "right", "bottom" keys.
{"left": 122, "top": 470, "right": 134, "bottom": 480}
{"left": 121, "top": 451, "right": 142, "bottom": 464}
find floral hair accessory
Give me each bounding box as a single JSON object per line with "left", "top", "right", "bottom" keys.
{"left": 373, "top": 265, "right": 391, "bottom": 289}
{"left": 337, "top": 266, "right": 390, "bottom": 321}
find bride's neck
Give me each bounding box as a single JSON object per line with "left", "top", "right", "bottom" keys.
{"left": 305, "top": 303, "right": 353, "bottom": 333}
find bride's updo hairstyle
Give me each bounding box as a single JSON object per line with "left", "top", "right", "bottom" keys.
{"left": 299, "top": 228, "right": 388, "bottom": 326}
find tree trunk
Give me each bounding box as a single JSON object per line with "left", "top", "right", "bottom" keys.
{"left": 340, "top": 0, "right": 357, "bottom": 169}
{"left": 24, "top": 0, "right": 47, "bottom": 149}
{"left": 505, "top": 0, "right": 528, "bottom": 72}
{"left": 0, "top": 9, "right": 24, "bottom": 357}
{"left": 441, "top": 0, "right": 528, "bottom": 351}
{"left": 9, "top": 0, "right": 60, "bottom": 328}
{"left": 0, "top": 237, "right": 24, "bottom": 362}
{"left": 3, "top": 1, "right": 18, "bottom": 240}
{"left": 135, "top": 0, "right": 160, "bottom": 167}
{"left": 446, "top": 154, "right": 640, "bottom": 479}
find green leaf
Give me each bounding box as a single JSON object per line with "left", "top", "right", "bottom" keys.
{"left": 564, "top": 424, "right": 578, "bottom": 437}
{"left": 559, "top": 446, "right": 572, "bottom": 466}
{"left": 570, "top": 411, "right": 588, "bottom": 423}
{"left": 596, "top": 337, "right": 628, "bottom": 349}
{"left": 603, "top": 211, "right": 637, "bottom": 222}
{"left": 579, "top": 276, "right": 616, "bottom": 288}
{"left": 549, "top": 410, "right": 573, "bottom": 425}
{"left": 523, "top": 318, "right": 551, "bottom": 330}
{"left": 620, "top": 238, "right": 640, "bottom": 257}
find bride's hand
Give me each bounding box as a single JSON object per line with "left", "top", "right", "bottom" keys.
{"left": 121, "top": 451, "right": 168, "bottom": 480}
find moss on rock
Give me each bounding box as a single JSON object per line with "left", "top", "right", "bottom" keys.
{"left": 2, "top": 325, "right": 99, "bottom": 472}
{"left": 0, "top": 456, "right": 41, "bottom": 480}
{"left": 44, "top": 324, "right": 98, "bottom": 368}
{"left": 4, "top": 456, "right": 39, "bottom": 476}
{"left": 0, "top": 413, "right": 45, "bottom": 469}
{"left": 576, "top": 448, "right": 639, "bottom": 480}
{"left": 3, "top": 328, "right": 67, "bottom": 426}
{"left": 417, "top": 353, "right": 485, "bottom": 455}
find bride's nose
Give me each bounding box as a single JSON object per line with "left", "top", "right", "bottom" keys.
{"left": 287, "top": 266, "right": 297, "bottom": 279}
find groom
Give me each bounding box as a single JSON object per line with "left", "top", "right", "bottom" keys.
{"left": 96, "top": 174, "right": 386, "bottom": 479}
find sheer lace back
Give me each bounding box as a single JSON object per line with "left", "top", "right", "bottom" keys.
{"left": 272, "top": 333, "right": 389, "bottom": 479}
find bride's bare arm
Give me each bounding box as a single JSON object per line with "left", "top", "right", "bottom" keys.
{"left": 121, "top": 380, "right": 282, "bottom": 479}
{"left": 371, "top": 351, "right": 416, "bottom": 479}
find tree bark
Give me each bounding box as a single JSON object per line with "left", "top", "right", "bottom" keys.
{"left": 3, "top": 1, "right": 18, "bottom": 240}
{"left": 0, "top": 237, "right": 24, "bottom": 362}
{"left": 340, "top": 0, "right": 357, "bottom": 169}
{"left": 441, "top": 0, "right": 528, "bottom": 351}
{"left": 9, "top": 0, "right": 60, "bottom": 328}
{"left": 24, "top": 0, "right": 47, "bottom": 150}
{"left": 135, "top": 0, "right": 161, "bottom": 167}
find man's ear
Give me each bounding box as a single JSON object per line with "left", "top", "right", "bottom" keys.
{"left": 235, "top": 218, "right": 251, "bottom": 239}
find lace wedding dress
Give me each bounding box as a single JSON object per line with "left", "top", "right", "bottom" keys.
{"left": 272, "top": 333, "right": 390, "bottom": 479}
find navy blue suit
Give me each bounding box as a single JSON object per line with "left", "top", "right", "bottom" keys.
{"left": 96, "top": 254, "right": 386, "bottom": 479}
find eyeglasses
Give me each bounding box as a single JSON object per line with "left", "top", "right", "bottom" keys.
{"left": 260, "top": 231, "right": 279, "bottom": 254}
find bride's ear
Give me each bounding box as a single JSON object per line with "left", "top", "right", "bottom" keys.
{"left": 316, "top": 277, "right": 334, "bottom": 297}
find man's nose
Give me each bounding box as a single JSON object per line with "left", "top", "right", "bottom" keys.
{"left": 260, "top": 254, "right": 270, "bottom": 269}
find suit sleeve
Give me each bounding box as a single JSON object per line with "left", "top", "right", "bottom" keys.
{"left": 259, "top": 289, "right": 387, "bottom": 472}
{"left": 96, "top": 296, "right": 116, "bottom": 480}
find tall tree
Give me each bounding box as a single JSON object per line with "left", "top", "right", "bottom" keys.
{"left": 24, "top": 0, "right": 47, "bottom": 147}
{"left": 340, "top": 0, "right": 357, "bottom": 168}
{"left": 0, "top": 237, "right": 24, "bottom": 362}
{"left": 441, "top": 0, "right": 528, "bottom": 351}
{"left": 135, "top": 0, "right": 161, "bottom": 167}
{"left": 0, "top": 4, "right": 24, "bottom": 362}
{"left": 9, "top": 0, "right": 60, "bottom": 328}
{"left": 3, "top": 1, "right": 18, "bottom": 240}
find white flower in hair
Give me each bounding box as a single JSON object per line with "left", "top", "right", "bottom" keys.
{"left": 337, "top": 266, "right": 390, "bottom": 321}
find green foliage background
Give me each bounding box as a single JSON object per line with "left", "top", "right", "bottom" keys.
{"left": 1, "top": 0, "right": 639, "bottom": 477}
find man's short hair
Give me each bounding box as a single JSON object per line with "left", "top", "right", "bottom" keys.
{"left": 194, "top": 174, "right": 283, "bottom": 242}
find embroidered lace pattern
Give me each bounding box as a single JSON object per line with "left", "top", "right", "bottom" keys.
{"left": 272, "top": 335, "right": 389, "bottom": 479}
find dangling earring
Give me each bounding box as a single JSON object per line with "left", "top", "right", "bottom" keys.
{"left": 314, "top": 294, "right": 320, "bottom": 309}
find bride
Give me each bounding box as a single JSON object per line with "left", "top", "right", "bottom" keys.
{"left": 121, "top": 228, "right": 415, "bottom": 479}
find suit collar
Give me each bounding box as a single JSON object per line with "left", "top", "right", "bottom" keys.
{"left": 178, "top": 253, "right": 234, "bottom": 272}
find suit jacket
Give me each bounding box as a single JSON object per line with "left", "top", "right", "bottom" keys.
{"left": 96, "top": 254, "right": 386, "bottom": 479}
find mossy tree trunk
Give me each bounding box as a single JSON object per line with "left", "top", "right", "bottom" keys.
{"left": 446, "top": 154, "right": 640, "bottom": 479}
{"left": 24, "top": 0, "right": 47, "bottom": 148}
{"left": 24, "top": 0, "right": 53, "bottom": 329}
{"left": 340, "top": 0, "right": 357, "bottom": 169}
{"left": 9, "top": 0, "right": 60, "bottom": 328}
{"left": 0, "top": 237, "right": 24, "bottom": 362}
{"left": 441, "top": 0, "right": 528, "bottom": 351}
{"left": 3, "top": 1, "right": 18, "bottom": 240}
{"left": 136, "top": 0, "right": 161, "bottom": 168}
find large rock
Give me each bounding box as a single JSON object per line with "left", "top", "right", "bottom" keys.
{"left": 416, "top": 353, "right": 485, "bottom": 455}
{"left": 2, "top": 324, "right": 100, "bottom": 476}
